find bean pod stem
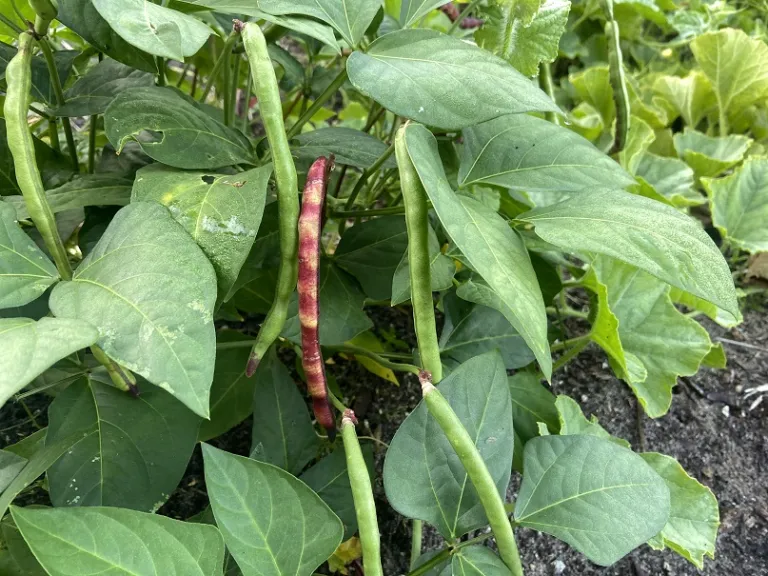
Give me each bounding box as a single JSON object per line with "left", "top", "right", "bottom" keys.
{"left": 242, "top": 22, "right": 300, "bottom": 377}
{"left": 4, "top": 32, "right": 72, "bottom": 280}
{"left": 341, "top": 410, "right": 383, "bottom": 576}
{"left": 420, "top": 371, "right": 523, "bottom": 576}
{"left": 395, "top": 124, "right": 442, "bottom": 382}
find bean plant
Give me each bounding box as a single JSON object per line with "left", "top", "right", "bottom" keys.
{"left": 2, "top": 0, "right": 761, "bottom": 574}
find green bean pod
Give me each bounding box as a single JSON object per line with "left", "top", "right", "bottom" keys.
{"left": 3, "top": 32, "right": 72, "bottom": 280}
{"left": 341, "top": 410, "right": 383, "bottom": 576}
{"left": 420, "top": 371, "right": 523, "bottom": 576}
{"left": 241, "top": 22, "right": 300, "bottom": 377}
{"left": 603, "top": 0, "right": 630, "bottom": 153}
{"left": 395, "top": 124, "right": 442, "bottom": 382}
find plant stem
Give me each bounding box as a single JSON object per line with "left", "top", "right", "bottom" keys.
{"left": 539, "top": 62, "right": 561, "bottom": 126}
{"left": 156, "top": 56, "right": 166, "bottom": 86}
{"left": 327, "top": 389, "right": 348, "bottom": 412}
{"left": 0, "top": 12, "right": 23, "bottom": 34}
{"left": 331, "top": 205, "right": 407, "bottom": 218}
{"left": 222, "top": 48, "right": 232, "bottom": 125}
{"left": 332, "top": 344, "right": 421, "bottom": 375}
{"left": 447, "top": 0, "right": 482, "bottom": 34}
{"left": 175, "top": 61, "right": 191, "bottom": 87}
{"left": 47, "top": 116, "right": 60, "bottom": 151}
{"left": 90, "top": 345, "right": 139, "bottom": 396}
{"left": 410, "top": 520, "right": 423, "bottom": 569}
{"left": 200, "top": 31, "right": 239, "bottom": 102}
{"left": 551, "top": 338, "right": 590, "bottom": 373}
{"left": 37, "top": 38, "right": 78, "bottom": 171}
{"left": 87, "top": 114, "right": 97, "bottom": 173}
{"left": 550, "top": 334, "right": 590, "bottom": 352}
{"left": 344, "top": 143, "right": 395, "bottom": 210}
{"left": 286, "top": 67, "right": 348, "bottom": 139}
{"left": 408, "top": 547, "right": 452, "bottom": 576}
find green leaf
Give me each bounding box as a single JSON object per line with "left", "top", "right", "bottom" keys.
{"left": 592, "top": 257, "right": 713, "bottom": 417}
{"left": 619, "top": 115, "right": 655, "bottom": 174}
{"left": 57, "top": 0, "right": 157, "bottom": 73}
{"left": 651, "top": 72, "right": 716, "bottom": 128}
{"left": 203, "top": 444, "right": 344, "bottom": 576}
{"left": 199, "top": 331, "right": 255, "bottom": 442}
{"left": 0, "top": 318, "right": 99, "bottom": 409}
{"left": 293, "top": 128, "right": 395, "bottom": 170}
{"left": 668, "top": 287, "right": 742, "bottom": 329}
{"left": 1, "top": 43, "right": 79, "bottom": 106}
{"left": 383, "top": 352, "right": 514, "bottom": 539}
{"left": 475, "top": 0, "right": 570, "bottom": 77}
{"left": 691, "top": 28, "right": 768, "bottom": 121}
{"left": 641, "top": 453, "right": 719, "bottom": 568}
{"left": 105, "top": 87, "right": 254, "bottom": 169}
{"left": 11, "top": 505, "right": 225, "bottom": 576}
{"left": 508, "top": 371, "right": 558, "bottom": 444}
{"left": 554, "top": 395, "right": 630, "bottom": 448}
{"left": 515, "top": 435, "right": 670, "bottom": 566}
{"left": 300, "top": 444, "right": 375, "bottom": 539}
{"left": 132, "top": 164, "right": 271, "bottom": 301}
{"left": 673, "top": 129, "right": 752, "bottom": 179}
{"left": 398, "top": 0, "right": 449, "bottom": 26}
{"left": 55, "top": 58, "right": 154, "bottom": 117}
{"left": 250, "top": 10, "right": 341, "bottom": 53}
{"left": 347, "top": 29, "right": 559, "bottom": 131}
{"left": 46, "top": 376, "right": 200, "bottom": 511}
{"left": 517, "top": 188, "right": 738, "bottom": 316}
{"left": 335, "top": 216, "right": 408, "bottom": 301}
{"left": 0, "top": 202, "right": 58, "bottom": 310}
{"left": 49, "top": 202, "right": 218, "bottom": 418}
{"left": 458, "top": 113, "right": 633, "bottom": 194}
{"left": 0, "top": 451, "right": 26, "bottom": 494}
{"left": 4, "top": 175, "right": 133, "bottom": 221}
{"left": 703, "top": 157, "right": 768, "bottom": 254}
{"left": 440, "top": 289, "right": 534, "bottom": 371}
{"left": 0, "top": 516, "right": 46, "bottom": 576}
{"left": 249, "top": 348, "right": 320, "bottom": 475}
{"left": 570, "top": 65, "right": 614, "bottom": 128}
{"left": 633, "top": 153, "right": 705, "bottom": 208}
{"left": 281, "top": 259, "right": 372, "bottom": 346}
{"left": 448, "top": 546, "right": 511, "bottom": 576}
{"left": 391, "top": 223, "right": 454, "bottom": 306}
{"left": 91, "top": 0, "right": 211, "bottom": 60}
{"left": 405, "top": 124, "right": 551, "bottom": 378}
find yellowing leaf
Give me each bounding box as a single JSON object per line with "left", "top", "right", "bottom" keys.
{"left": 328, "top": 537, "right": 362, "bottom": 574}
{"left": 345, "top": 331, "right": 399, "bottom": 385}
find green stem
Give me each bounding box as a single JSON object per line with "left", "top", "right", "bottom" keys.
{"left": 47, "top": 116, "right": 60, "bottom": 151}
{"left": 539, "top": 62, "right": 561, "bottom": 126}
{"left": 718, "top": 99, "right": 728, "bottom": 137}
{"left": 38, "top": 38, "right": 78, "bottom": 171}
{"left": 344, "top": 143, "right": 395, "bottom": 210}
{"left": 545, "top": 306, "right": 588, "bottom": 319}
{"left": 90, "top": 345, "right": 139, "bottom": 396}
{"left": 175, "top": 61, "right": 192, "bottom": 87}
{"left": 88, "top": 114, "right": 97, "bottom": 174}
{"left": 552, "top": 338, "right": 590, "bottom": 373}
{"left": 0, "top": 12, "right": 22, "bottom": 34}
{"left": 327, "top": 389, "right": 348, "bottom": 413}
{"left": 222, "top": 48, "right": 232, "bottom": 125}
{"left": 550, "top": 334, "right": 590, "bottom": 352}
{"left": 410, "top": 520, "right": 423, "bottom": 569}
{"left": 331, "top": 204, "right": 407, "bottom": 218}
{"left": 408, "top": 548, "right": 452, "bottom": 576}
{"left": 286, "top": 67, "right": 348, "bottom": 139}
{"left": 200, "top": 31, "right": 239, "bottom": 102}
{"left": 447, "top": 0, "right": 482, "bottom": 34}
{"left": 420, "top": 374, "right": 523, "bottom": 575}
{"left": 156, "top": 56, "right": 166, "bottom": 86}
{"left": 331, "top": 344, "right": 421, "bottom": 375}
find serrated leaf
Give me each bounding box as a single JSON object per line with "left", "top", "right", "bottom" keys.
{"left": 347, "top": 29, "right": 559, "bottom": 131}
{"left": 459, "top": 113, "right": 633, "bottom": 194}
{"left": 203, "top": 444, "right": 344, "bottom": 576}
{"left": 651, "top": 72, "right": 716, "bottom": 128}
{"left": 673, "top": 129, "right": 752, "bottom": 179}
{"left": 0, "top": 202, "right": 58, "bottom": 310}
{"left": 475, "top": 0, "right": 570, "bottom": 77}
{"left": 633, "top": 153, "right": 704, "bottom": 208}
{"left": 383, "top": 352, "right": 514, "bottom": 539}
{"left": 11, "top": 506, "right": 225, "bottom": 576}
{"left": 293, "top": 128, "right": 395, "bottom": 170}
{"left": 0, "top": 318, "right": 98, "bottom": 410}
{"left": 641, "top": 453, "right": 719, "bottom": 568}
{"left": 703, "top": 157, "right": 768, "bottom": 254}
{"left": 554, "top": 395, "right": 630, "bottom": 447}
{"left": 405, "top": 124, "right": 551, "bottom": 378}
{"left": 49, "top": 202, "right": 218, "bottom": 418}
{"left": 391, "top": 223, "right": 454, "bottom": 306}
{"left": 517, "top": 188, "right": 738, "bottom": 316}
{"left": 249, "top": 348, "right": 319, "bottom": 475}
{"left": 132, "top": 164, "right": 271, "bottom": 301}
{"left": 46, "top": 375, "right": 199, "bottom": 511}
{"left": 105, "top": 87, "right": 254, "bottom": 169}
{"left": 515, "top": 435, "right": 670, "bottom": 566}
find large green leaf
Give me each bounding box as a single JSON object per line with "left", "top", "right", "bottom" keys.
{"left": 0, "top": 318, "right": 98, "bottom": 409}
{"left": 633, "top": 153, "right": 704, "bottom": 208}
{"left": 347, "top": 29, "right": 559, "bottom": 131}
{"left": 405, "top": 124, "right": 551, "bottom": 378}
{"left": 651, "top": 72, "right": 716, "bottom": 129}
{"left": 49, "top": 202, "right": 218, "bottom": 418}
{"left": 475, "top": 0, "right": 570, "bottom": 77}
{"left": 673, "top": 129, "right": 751, "bottom": 178}
{"left": 4, "top": 175, "right": 133, "bottom": 220}
{"left": 515, "top": 435, "right": 670, "bottom": 566}
{"left": 250, "top": 348, "right": 319, "bottom": 476}
{"left": 92, "top": 0, "right": 211, "bottom": 60}
{"left": 281, "top": 259, "right": 372, "bottom": 346}
{"left": 593, "top": 257, "right": 712, "bottom": 417}
{"left": 132, "top": 164, "right": 270, "bottom": 300}
{"left": 691, "top": 28, "right": 768, "bottom": 121}
{"left": 46, "top": 376, "right": 200, "bottom": 511}
{"left": 517, "top": 188, "right": 738, "bottom": 316}
{"left": 0, "top": 451, "right": 26, "bottom": 494}
{"left": 56, "top": 58, "right": 154, "bottom": 117}
{"left": 641, "top": 453, "right": 719, "bottom": 569}
{"left": 11, "top": 506, "right": 225, "bottom": 576}
{"left": 390, "top": 223, "right": 454, "bottom": 306}
{"left": 300, "top": 444, "right": 374, "bottom": 539}
{"left": 383, "top": 352, "right": 514, "bottom": 539}
{"left": 0, "top": 516, "right": 45, "bottom": 576}
{"left": 199, "top": 331, "right": 254, "bottom": 442}
{"left": 703, "top": 157, "right": 768, "bottom": 254}
{"left": 0, "top": 202, "right": 58, "bottom": 310}
{"left": 335, "top": 216, "right": 408, "bottom": 300}
{"left": 57, "top": 0, "right": 157, "bottom": 72}
{"left": 458, "top": 113, "right": 633, "bottom": 194}
{"left": 292, "top": 128, "right": 395, "bottom": 170}
{"left": 203, "top": 444, "right": 344, "bottom": 576}
{"left": 105, "top": 87, "right": 254, "bottom": 169}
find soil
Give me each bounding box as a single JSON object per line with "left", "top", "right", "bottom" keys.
{"left": 2, "top": 304, "right": 767, "bottom": 576}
